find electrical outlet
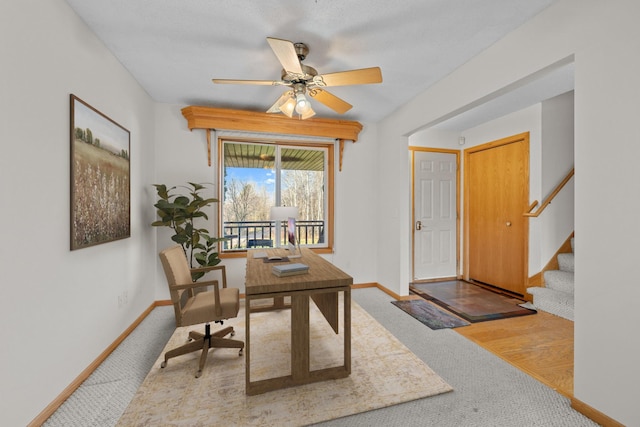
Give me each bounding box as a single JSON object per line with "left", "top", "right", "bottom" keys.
{"left": 117, "top": 290, "right": 129, "bottom": 309}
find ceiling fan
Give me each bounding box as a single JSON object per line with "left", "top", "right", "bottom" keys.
{"left": 212, "top": 37, "right": 383, "bottom": 119}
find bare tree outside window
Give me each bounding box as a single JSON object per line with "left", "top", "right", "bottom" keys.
{"left": 224, "top": 178, "right": 260, "bottom": 222}
{"left": 282, "top": 170, "right": 324, "bottom": 221}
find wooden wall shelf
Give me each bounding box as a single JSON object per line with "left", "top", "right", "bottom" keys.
{"left": 181, "top": 106, "right": 363, "bottom": 169}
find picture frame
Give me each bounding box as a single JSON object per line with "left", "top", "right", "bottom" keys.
{"left": 70, "top": 94, "right": 130, "bottom": 250}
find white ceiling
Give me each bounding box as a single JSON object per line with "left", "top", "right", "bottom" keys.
{"left": 64, "top": 0, "right": 569, "bottom": 128}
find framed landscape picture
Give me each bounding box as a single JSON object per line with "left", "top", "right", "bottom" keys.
{"left": 70, "top": 94, "right": 130, "bottom": 250}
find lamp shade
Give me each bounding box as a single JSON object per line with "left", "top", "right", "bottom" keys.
{"left": 270, "top": 206, "right": 298, "bottom": 221}
{"left": 279, "top": 98, "right": 296, "bottom": 118}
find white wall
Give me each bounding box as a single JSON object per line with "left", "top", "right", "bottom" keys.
{"left": 376, "top": 124, "right": 411, "bottom": 295}
{"left": 152, "top": 105, "right": 381, "bottom": 296}
{"left": 0, "top": 1, "right": 156, "bottom": 425}
{"left": 572, "top": 1, "right": 640, "bottom": 423}
{"left": 410, "top": 129, "right": 461, "bottom": 150}
{"left": 540, "top": 91, "right": 575, "bottom": 264}
{"left": 329, "top": 124, "right": 380, "bottom": 283}
{"left": 152, "top": 103, "right": 217, "bottom": 298}
{"left": 376, "top": 0, "right": 640, "bottom": 424}
{"left": 542, "top": 91, "right": 574, "bottom": 193}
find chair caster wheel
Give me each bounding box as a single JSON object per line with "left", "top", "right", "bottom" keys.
{"left": 230, "top": 330, "right": 235, "bottom": 337}
{"left": 195, "top": 370, "right": 202, "bottom": 378}
{"left": 239, "top": 349, "right": 243, "bottom": 356}
{"left": 161, "top": 361, "right": 167, "bottom": 369}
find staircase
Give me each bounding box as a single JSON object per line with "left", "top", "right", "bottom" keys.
{"left": 527, "top": 238, "right": 574, "bottom": 321}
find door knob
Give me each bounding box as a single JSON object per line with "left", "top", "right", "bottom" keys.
{"left": 416, "top": 221, "right": 422, "bottom": 230}
{"left": 506, "top": 221, "right": 512, "bottom": 227}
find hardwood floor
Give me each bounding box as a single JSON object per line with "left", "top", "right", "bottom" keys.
{"left": 455, "top": 310, "right": 574, "bottom": 398}
{"left": 407, "top": 282, "right": 574, "bottom": 398}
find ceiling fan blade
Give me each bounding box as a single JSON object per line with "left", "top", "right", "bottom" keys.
{"left": 212, "top": 78, "right": 277, "bottom": 85}
{"left": 267, "top": 37, "right": 303, "bottom": 75}
{"left": 318, "top": 67, "right": 383, "bottom": 87}
{"left": 309, "top": 89, "right": 352, "bottom": 114}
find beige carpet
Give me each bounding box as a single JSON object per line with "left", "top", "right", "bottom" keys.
{"left": 118, "top": 298, "right": 452, "bottom": 426}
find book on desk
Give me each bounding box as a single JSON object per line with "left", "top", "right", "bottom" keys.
{"left": 272, "top": 262, "right": 309, "bottom": 277}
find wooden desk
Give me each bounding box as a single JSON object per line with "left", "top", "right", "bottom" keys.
{"left": 244, "top": 248, "right": 352, "bottom": 395}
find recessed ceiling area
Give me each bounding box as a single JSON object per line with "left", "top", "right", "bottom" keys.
{"left": 429, "top": 60, "right": 575, "bottom": 132}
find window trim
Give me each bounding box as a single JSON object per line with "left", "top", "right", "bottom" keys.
{"left": 180, "top": 106, "right": 361, "bottom": 258}
{"left": 217, "top": 136, "right": 334, "bottom": 258}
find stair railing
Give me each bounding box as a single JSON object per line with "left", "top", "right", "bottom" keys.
{"left": 524, "top": 168, "right": 574, "bottom": 217}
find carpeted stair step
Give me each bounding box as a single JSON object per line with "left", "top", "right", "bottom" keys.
{"left": 526, "top": 286, "right": 574, "bottom": 321}
{"left": 543, "top": 270, "right": 574, "bottom": 294}
{"left": 527, "top": 236, "right": 575, "bottom": 320}
{"left": 557, "top": 253, "right": 574, "bottom": 272}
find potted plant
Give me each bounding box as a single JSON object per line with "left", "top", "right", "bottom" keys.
{"left": 152, "top": 182, "right": 226, "bottom": 281}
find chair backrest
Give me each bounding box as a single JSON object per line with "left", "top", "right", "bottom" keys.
{"left": 160, "top": 245, "right": 192, "bottom": 288}
{"left": 159, "top": 246, "right": 194, "bottom": 320}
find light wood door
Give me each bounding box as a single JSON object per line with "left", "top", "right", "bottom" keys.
{"left": 465, "top": 133, "right": 529, "bottom": 295}
{"left": 412, "top": 150, "right": 458, "bottom": 280}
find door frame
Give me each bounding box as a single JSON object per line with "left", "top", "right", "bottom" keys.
{"left": 462, "top": 132, "right": 530, "bottom": 291}
{"left": 409, "top": 146, "right": 461, "bottom": 282}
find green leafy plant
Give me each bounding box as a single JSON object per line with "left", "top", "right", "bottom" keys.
{"left": 152, "top": 182, "right": 225, "bottom": 281}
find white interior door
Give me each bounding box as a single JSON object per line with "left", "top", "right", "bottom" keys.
{"left": 413, "top": 151, "right": 457, "bottom": 280}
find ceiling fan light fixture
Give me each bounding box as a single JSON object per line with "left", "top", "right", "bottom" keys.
{"left": 267, "top": 91, "right": 292, "bottom": 113}
{"left": 300, "top": 106, "right": 316, "bottom": 120}
{"left": 294, "top": 93, "right": 310, "bottom": 114}
{"left": 279, "top": 97, "right": 296, "bottom": 118}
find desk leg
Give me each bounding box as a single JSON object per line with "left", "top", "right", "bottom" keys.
{"left": 273, "top": 296, "right": 286, "bottom": 309}
{"left": 245, "top": 288, "right": 349, "bottom": 395}
{"left": 344, "top": 288, "right": 351, "bottom": 374}
{"left": 245, "top": 296, "right": 251, "bottom": 391}
{"left": 291, "top": 294, "right": 310, "bottom": 381}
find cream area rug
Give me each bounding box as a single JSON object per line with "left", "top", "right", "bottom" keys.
{"left": 118, "top": 298, "right": 452, "bottom": 426}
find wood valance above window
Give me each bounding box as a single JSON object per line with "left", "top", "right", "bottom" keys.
{"left": 181, "top": 106, "right": 363, "bottom": 169}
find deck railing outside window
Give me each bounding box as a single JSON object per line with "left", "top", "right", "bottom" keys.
{"left": 223, "top": 220, "right": 324, "bottom": 250}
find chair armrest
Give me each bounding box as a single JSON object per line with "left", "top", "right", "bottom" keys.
{"left": 171, "top": 279, "right": 219, "bottom": 292}
{"left": 173, "top": 279, "right": 223, "bottom": 316}
{"left": 190, "top": 265, "right": 227, "bottom": 288}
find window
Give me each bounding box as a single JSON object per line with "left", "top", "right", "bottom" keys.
{"left": 219, "top": 139, "right": 332, "bottom": 254}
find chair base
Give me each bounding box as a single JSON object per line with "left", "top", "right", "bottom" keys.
{"left": 160, "top": 323, "right": 244, "bottom": 378}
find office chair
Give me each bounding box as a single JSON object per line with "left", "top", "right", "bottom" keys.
{"left": 159, "top": 245, "right": 244, "bottom": 378}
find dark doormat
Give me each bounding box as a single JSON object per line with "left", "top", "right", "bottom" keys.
{"left": 410, "top": 280, "right": 536, "bottom": 323}
{"left": 391, "top": 299, "right": 470, "bottom": 329}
